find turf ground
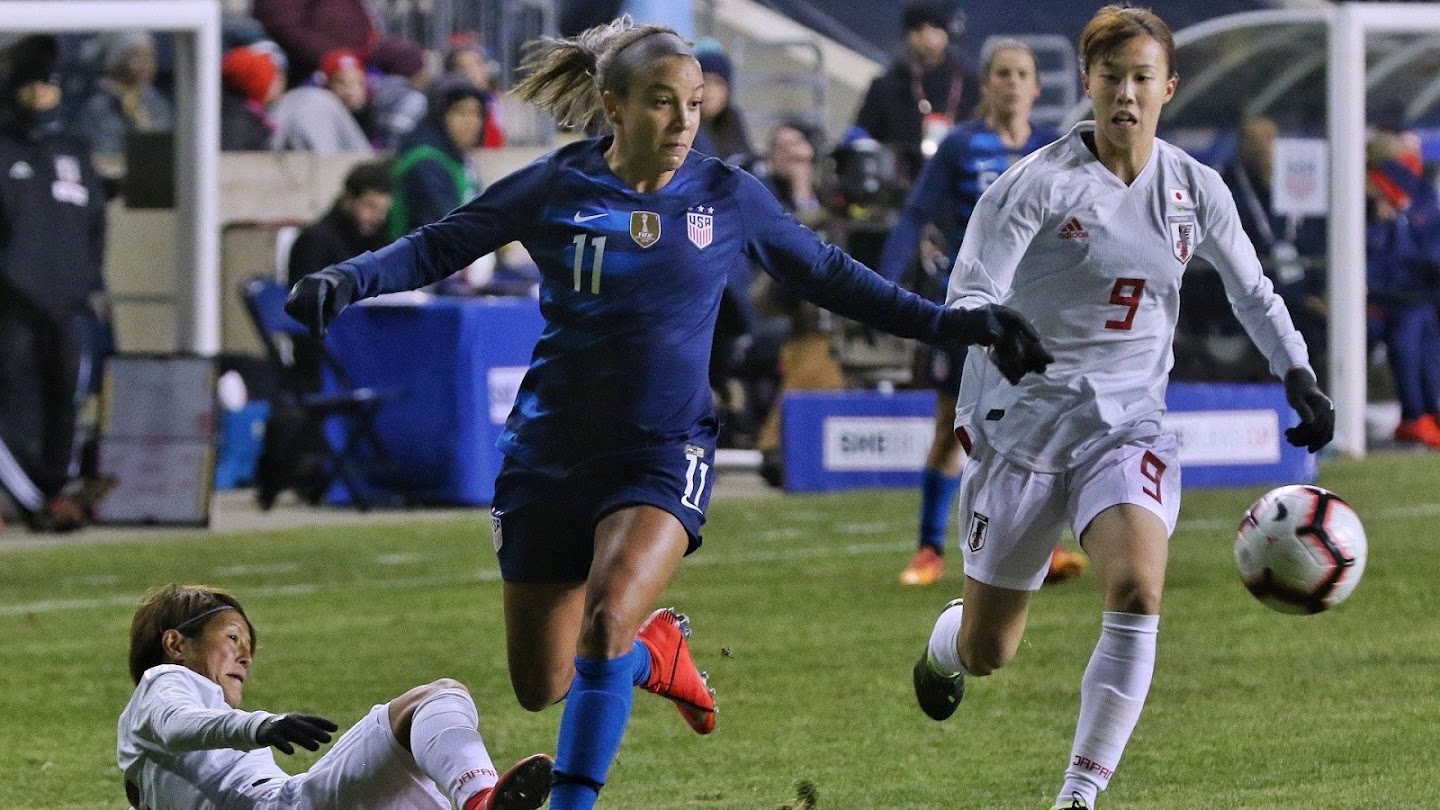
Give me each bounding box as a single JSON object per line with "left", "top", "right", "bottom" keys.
{"left": 2, "top": 452, "right": 1437, "bottom": 809}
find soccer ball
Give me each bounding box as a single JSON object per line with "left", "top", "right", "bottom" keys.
{"left": 1234, "top": 485, "right": 1368, "bottom": 614}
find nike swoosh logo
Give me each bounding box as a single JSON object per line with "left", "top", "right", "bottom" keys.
{"left": 573, "top": 212, "right": 606, "bottom": 222}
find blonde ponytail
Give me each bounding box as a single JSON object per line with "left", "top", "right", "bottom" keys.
{"left": 513, "top": 15, "right": 691, "bottom": 129}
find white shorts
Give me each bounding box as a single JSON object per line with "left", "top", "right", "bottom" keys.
{"left": 262, "top": 703, "right": 449, "bottom": 810}
{"left": 957, "top": 434, "right": 1182, "bottom": 592}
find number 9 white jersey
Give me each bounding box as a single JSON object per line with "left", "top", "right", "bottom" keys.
{"left": 948, "top": 121, "right": 1312, "bottom": 473}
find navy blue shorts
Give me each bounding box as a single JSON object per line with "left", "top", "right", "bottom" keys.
{"left": 920, "top": 343, "right": 966, "bottom": 394}
{"left": 489, "top": 442, "right": 717, "bottom": 584}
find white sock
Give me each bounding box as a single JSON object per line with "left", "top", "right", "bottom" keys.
{"left": 410, "top": 687, "right": 498, "bottom": 806}
{"left": 926, "top": 601, "right": 967, "bottom": 675}
{"left": 1058, "top": 611, "right": 1159, "bottom": 808}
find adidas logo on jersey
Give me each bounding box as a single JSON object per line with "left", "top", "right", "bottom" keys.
{"left": 1058, "top": 217, "right": 1089, "bottom": 239}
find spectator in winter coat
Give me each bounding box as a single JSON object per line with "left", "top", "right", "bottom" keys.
{"left": 270, "top": 48, "right": 372, "bottom": 152}
{"left": 690, "top": 48, "right": 753, "bottom": 167}
{"left": 851, "top": 0, "right": 978, "bottom": 181}
{"left": 220, "top": 45, "right": 283, "bottom": 151}
{"left": 78, "top": 31, "right": 174, "bottom": 157}
{"left": 444, "top": 33, "right": 505, "bottom": 148}
{"left": 386, "top": 75, "right": 485, "bottom": 238}
{"left": 288, "top": 160, "right": 393, "bottom": 286}
{"left": 364, "top": 37, "right": 432, "bottom": 150}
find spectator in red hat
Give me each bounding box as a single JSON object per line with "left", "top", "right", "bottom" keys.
{"left": 270, "top": 47, "right": 372, "bottom": 152}
{"left": 220, "top": 45, "right": 283, "bottom": 150}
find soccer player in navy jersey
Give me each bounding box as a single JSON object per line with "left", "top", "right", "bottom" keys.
{"left": 878, "top": 39, "right": 1090, "bottom": 589}
{"left": 287, "top": 16, "right": 1050, "bottom": 810}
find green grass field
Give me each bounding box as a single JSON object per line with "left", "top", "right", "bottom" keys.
{"left": 3, "top": 453, "right": 1437, "bottom": 809}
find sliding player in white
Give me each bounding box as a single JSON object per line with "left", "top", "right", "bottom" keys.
{"left": 118, "top": 583, "right": 552, "bottom": 810}
{"left": 910, "top": 6, "right": 1334, "bottom": 809}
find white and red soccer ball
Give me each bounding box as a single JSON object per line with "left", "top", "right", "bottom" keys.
{"left": 1234, "top": 485, "right": 1368, "bottom": 614}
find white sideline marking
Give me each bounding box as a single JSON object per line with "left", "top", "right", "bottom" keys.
{"left": 66, "top": 574, "right": 120, "bottom": 587}
{"left": 2, "top": 502, "right": 1431, "bottom": 618}
{"left": 375, "top": 553, "right": 428, "bottom": 565}
{"left": 213, "top": 562, "right": 302, "bottom": 577}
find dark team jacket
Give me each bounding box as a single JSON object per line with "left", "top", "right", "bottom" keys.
{"left": 0, "top": 120, "right": 107, "bottom": 319}
{"left": 337, "top": 137, "right": 953, "bottom": 475}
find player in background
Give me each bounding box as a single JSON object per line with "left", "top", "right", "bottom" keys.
{"left": 117, "top": 583, "right": 552, "bottom": 810}
{"left": 879, "top": 38, "right": 1087, "bottom": 588}
{"left": 909, "top": 7, "right": 1333, "bottom": 809}
{"left": 286, "top": 16, "right": 1051, "bottom": 810}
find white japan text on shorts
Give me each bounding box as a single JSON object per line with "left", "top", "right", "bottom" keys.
{"left": 957, "top": 434, "right": 1182, "bottom": 591}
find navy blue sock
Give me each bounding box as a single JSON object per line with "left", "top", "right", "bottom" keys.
{"left": 551, "top": 647, "right": 648, "bottom": 810}
{"left": 918, "top": 469, "right": 961, "bottom": 553}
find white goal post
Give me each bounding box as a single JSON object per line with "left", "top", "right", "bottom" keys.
{"left": 1325, "top": 3, "right": 1440, "bottom": 457}
{"left": 4, "top": 1, "right": 221, "bottom": 355}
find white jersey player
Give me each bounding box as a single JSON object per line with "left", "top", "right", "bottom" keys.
{"left": 911, "top": 7, "right": 1335, "bottom": 810}
{"left": 117, "top": 584, "right": 552, "bottom": 810}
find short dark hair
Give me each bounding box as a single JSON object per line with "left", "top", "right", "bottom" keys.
{"left": 128, "top": 584, "right": 255, "bottom": 685}
{"left": 902, "top": 1, "right": 955, "bottom": 33}
{"left": 343, "top": 159, "right": 393, "bottom": 198}
{"left": 1080, "top": 5, "right": 1176, "bottom": 78}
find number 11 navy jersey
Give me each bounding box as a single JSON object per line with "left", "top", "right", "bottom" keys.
{"left": 338, "top": 137, "right": 952, "bottom": 475}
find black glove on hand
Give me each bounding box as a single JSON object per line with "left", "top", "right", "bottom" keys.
{"left": 938, "top": 304, "right": 1054, "bottom": 385}
{"left": 284, "top": 266, "right": 356, "bottom": 339}
{"left": 1283, "top": 367, "right": 1334, "bottom": 453}
{"left": 256, "top": 713, "right": 338, "bottom": 755}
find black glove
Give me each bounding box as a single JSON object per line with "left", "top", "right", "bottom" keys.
{"left": 256, "top": 713, "right": 338, "bottom": 755}
{"left": 938, "top": 304, "right": 1053, "bottom": 385}
{"left": 1283, "top": 367, "right": 1334, "bottom": 453}
{"left": 285, "top": 266, "right": 357, "bottom": 339}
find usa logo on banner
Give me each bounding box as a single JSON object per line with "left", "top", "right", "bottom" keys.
{"left": 687, "top": 206, "right": 713, "bottom": 249}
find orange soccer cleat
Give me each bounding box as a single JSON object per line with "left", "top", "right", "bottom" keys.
{"left": 1395, "top": 415, "right": 1440, "bottom": 449}
{"left": 1044, "top": 545, "right": 1087, "bottom": 585}
{"left": 899, "top": 546, "right": 945, "bottom": 586}
{"left": 463, "top": 753, "right": 553, "bottom": 810}
{"left": 636, "top": 607, "right": 717, "bottom": 735}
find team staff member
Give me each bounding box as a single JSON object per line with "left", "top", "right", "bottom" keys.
{"left": 877, "top": 38, "right": 1086, "bottom": 588}
{"left": 852, "top": 0, "right": 978, "bottom": 181}
{"left": 0, "top": 35, "right": 108, "bottom": 532}
{"left": 287, "top": 16, "right": 1051, "bottom": 810}
{"left": 119, "top": 583, "right": 552, "bottom": 810}
{"left": 911, "top": 7, "right": 1332, "bottom": 809}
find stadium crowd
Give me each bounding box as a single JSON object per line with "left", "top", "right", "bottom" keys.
{"left": 0, "top": 1, "right": 1388, "bottom": 808}
{"left": 4, "top": 0, "right": 1434, "bottom": 533}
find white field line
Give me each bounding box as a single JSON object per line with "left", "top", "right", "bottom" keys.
{"left": 3, "top": 502, "right": 1434, "bottom": 618}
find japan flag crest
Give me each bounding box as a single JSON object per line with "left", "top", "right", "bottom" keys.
{"left": 687, "top": 207, "right": 714, "bottom": 249}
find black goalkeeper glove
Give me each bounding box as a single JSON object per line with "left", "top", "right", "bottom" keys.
{"left": 938, "top": 304, "right": 1053, "bottom": 385}
{"left": 256, "top": 713, "right": 338, "bottom": 755}
{"left": 285, "top": 266, "right": 357, "bottom": 339}
{"left": 1283, "top": 366, "right": 1334, "bottom": 453}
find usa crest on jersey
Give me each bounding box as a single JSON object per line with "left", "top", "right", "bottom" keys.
{"left": 686, "top": 206, "right": 714, "bottom": 249}
{"left": 1168, "top": 214, "right": 1196, "bottom": 264}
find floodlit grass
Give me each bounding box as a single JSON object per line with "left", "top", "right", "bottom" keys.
{"left": 2, "top": 453, "right": 1437, "bottom": 808}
